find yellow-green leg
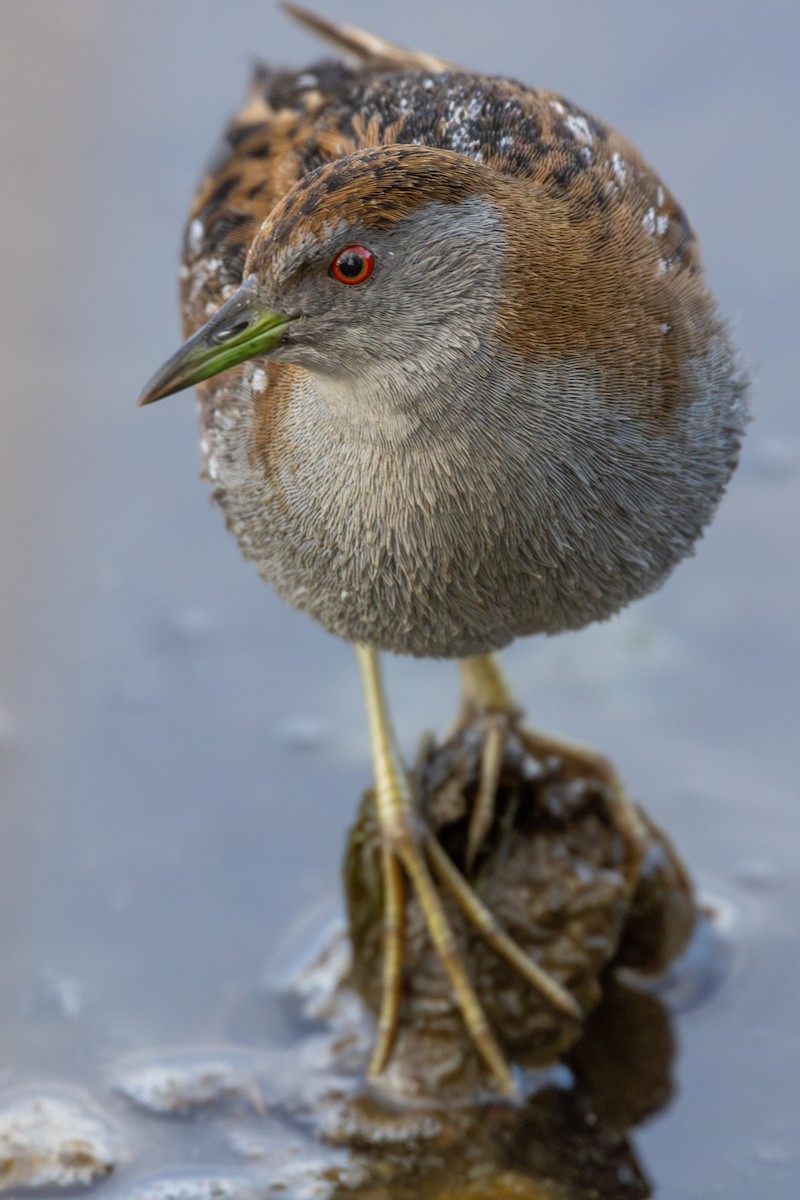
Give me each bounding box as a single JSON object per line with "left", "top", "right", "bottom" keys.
{"left": 355, "top": 644, "right": 580, "bottom": 1098}
{"left": 459, "top": 653, "right": 648, "bottom": 878}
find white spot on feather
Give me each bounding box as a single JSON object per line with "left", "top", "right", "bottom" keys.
{"left": 442, "top": 94, "right": 488, "bottom": 160}
{"left": 251, "top": 367, "right": 267, "bottom": 392}
{"left": 188, "top": 219, "right": 204, "bottom": 256}
{"left": 200, "top": 436, "right": 220, "bottom": 481}
{"left": 612, "top": 152, "right": 628, "bottom": 186}
{"left": 643, "top": 195, "right": 669, "bottom": 240}
{"left": 187, "top": 256, "right": 224, "bottom": 303}
{"left": 565, "top": 113, "right": 592, "bottom": 144}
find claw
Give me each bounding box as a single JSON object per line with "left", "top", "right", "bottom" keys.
{"left": 465, "top": 717, "right": 506, "bottom": 872}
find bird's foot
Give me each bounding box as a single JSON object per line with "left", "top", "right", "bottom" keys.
{"left": 367, "top": 779, "right": 581, "bottom": 1099}
{"left": 368, "top": 798, "right": 512, "bottom": 1096}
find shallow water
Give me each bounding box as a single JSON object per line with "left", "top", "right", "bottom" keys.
{"left": 0, "top": 1, "right": 798, "bottom": 1195}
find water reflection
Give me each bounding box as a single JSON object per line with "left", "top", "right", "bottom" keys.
{"left": 318, "top": 983, "right": 669, "bottom": 1200}
{"left": 106, "top": 965, "right": 679, "bottom": 1199}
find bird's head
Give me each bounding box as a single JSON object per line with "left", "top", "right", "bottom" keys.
{"left": 139, "top": 145, "right": 511, "bottom": 406}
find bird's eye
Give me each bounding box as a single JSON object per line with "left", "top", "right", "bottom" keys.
{"left": 329, "top": 245, "right": 375, "bottom": 285}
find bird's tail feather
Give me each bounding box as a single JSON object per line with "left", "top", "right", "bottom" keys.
{"left": 281, "top": 4, "right": 455, "bottom": 73}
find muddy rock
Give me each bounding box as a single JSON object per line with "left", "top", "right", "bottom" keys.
{"left": 112, "top": 1046, "right": 265, "bottom": 1116}
{"left": 0, "top": 1090, "right": 120, "bottom": 1192}
{"left": 344, "top": 715, "right": 695, "bottom": 1100}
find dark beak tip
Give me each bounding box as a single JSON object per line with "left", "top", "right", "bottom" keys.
{"left": 137, "top": 371, "right": 177, "bottom": 408}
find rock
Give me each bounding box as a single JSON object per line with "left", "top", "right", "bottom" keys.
{"left": 120, "top": 1170, "right": 261, "bottom": 1200}
{"left": 0, "top": 1090, "right": 120, "bottom": 1193}
{"left": 112, "top": 1046, "right": 264, "bottom": 1116}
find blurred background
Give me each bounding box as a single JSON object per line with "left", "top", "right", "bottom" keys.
{"left": 0, "top": 1, "right": 798, "bottom": 1196}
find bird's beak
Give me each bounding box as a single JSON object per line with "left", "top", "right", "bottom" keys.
{"left": 138, "top": 276, "right": 292, "bottom": 406}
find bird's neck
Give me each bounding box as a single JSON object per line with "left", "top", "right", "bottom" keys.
{"left": 305, "top": 344, "right": 503, "bottom": 450}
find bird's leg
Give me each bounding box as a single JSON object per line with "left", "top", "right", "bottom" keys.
{"left": 459, "top": 654, "right": 648, "bottom": 880}
{"left": 355, "top": 643, "right": 518, "bottom": 1097}
{"left": 354, "top": 645, "right": 582, "bottom": 1094}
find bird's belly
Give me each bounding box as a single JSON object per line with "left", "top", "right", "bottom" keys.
{"left": 210, "top": 447, "right": 695, "bottom": 659}
{"left": 204, "top": 349, "right": 745, "bottom": 659}
{"left": 216, "top": 482, "right": 528, "bottom": 657}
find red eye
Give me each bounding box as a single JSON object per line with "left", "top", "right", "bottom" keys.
{"left": 329, "top": 245, "right": 375, "bottom": 285}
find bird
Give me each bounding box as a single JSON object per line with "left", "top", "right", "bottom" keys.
{"left": 139, "top": 5, "right": 747, "bottom": 1097}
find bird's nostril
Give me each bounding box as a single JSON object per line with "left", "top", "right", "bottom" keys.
{"left": 215, "top": 319, "right": 250, "bottom": 342}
